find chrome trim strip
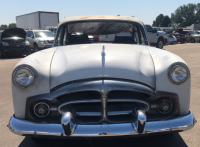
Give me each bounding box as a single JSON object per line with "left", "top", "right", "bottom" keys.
{"left": 28, "top": 80, "right": 155, "bottom": 102}
{"left": 107, "top": 111, "right": 133, "bottom": 116}
{"left": 8, "top": 112, "right": 196, "bottom": 137}
{"left": 58, "top": 99, "right": 101, "bottom": 114}
{"left": 75, "top": 112, "right": 102, "bottom": 116}
{"left": 107, "top": 99, "right": 150, "bottom": 111}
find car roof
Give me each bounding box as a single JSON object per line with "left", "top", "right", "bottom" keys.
{"left": 58, "top": 16, "right": 143, "bottom": 27}
{"left": 27, "top": 30, "right": 51, "bottom": 32}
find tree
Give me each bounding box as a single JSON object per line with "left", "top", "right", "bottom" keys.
{"left": 171, "top": 3, "right": 197, "bottom": 27}
{"left": 156, "top": 14, "right": 165, "bottom": 27}
{"left": 152, "top": 14, "right": 170, "bottom": 27}
{"left": 0, "top": 24, "right": 8, "bottom": 30}
{"left": 8, "top": 23, "right": 16, "bottom": 28}
{"left": 152, "top": 21, "right": 157, "bottom": 26}
{"left": 196, "top": 3, "right": 200, "bottom": 23}
{"left": 162, "top": 16, "right": 171, "bottom": 27}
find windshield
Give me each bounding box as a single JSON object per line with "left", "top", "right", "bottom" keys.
{"left": 189, "top": 31, "right": 197, "bottom": 35}
{"left": 35, "top": 31, "right": 54, "bottom": 38}
{"left": 55, "top": 21, "right": 148, "bottom": 46}
{"left": 173, "top": 33, "right": 180, "bottom": 36}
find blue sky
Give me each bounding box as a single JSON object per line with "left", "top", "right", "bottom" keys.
{"left": 0, "top": 0, "right": 199, "bottom": 25}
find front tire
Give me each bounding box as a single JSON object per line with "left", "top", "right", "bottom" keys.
{"left": 191, "top": 38, "right": 195, "bottom": 43}
{"left": 34, "top": 44, "right": 39, "bottom": 52}
{"left": 156, "top": 39, "right": 164, "bottom": 49}
{"left": 0, "top": 50, "right": 5, "bottom": 58}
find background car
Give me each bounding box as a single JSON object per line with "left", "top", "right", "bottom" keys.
{"left": 26, "top": 30, "right": 55, "bottom": 52}
{"left": 145, "top": 25, "right": 166, "bottom": 49}
{"left": 195, "top": 30, "right": 200, "bottom": 34}
{"left": 182, "top": 30, "right": 200, "bottom": 43}
{"left": 164, "top": 33, "right": 177, "bottom": 45}
{"left": 0, "top": 28, "right": 31, "bottom": 58}
{"left": 172, "top": 33, "right": 186, "bottom": 43}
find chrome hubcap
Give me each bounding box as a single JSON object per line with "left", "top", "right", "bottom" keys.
{"left": 158, "top": 41, "right": 163, "bottom": 48}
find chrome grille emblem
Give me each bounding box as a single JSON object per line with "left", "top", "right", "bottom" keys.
{"left": 100, "top": 85, "right": 109, "bottom": 97}
{"left": 100, "top": 85, "right": 109, "bottom": 121}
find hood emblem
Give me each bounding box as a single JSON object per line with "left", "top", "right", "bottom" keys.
{"left": 101, "top": 45, "right": 106, "bottom": 56}
{"left": 100, "top": 85, "right": 109, "bottom": 97}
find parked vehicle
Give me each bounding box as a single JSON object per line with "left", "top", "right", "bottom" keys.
{"left": 8, "top": 16, "right": 196, "bottom": 142}
{"left": 182, "top": 30, "right": 200, "bottom": 43}
{"left": 164, "top": 33, "right": 177, "bottom": 45}
{"left": 0, "top": 28, "right": 31, "bottom": 58}
{"left": 16, "top": 11, "right": 59, "bottom": 30}
{"left": 145, "top": 25, "right": 165, "bottom": 49}
{"left": 173, "top": 33, "right": 186, "bottom": 43}
{"left": 195, "top": 30, "right": 200, "bottom": 34}
{"left": 26, "top": 30, "right": 55, "bottom": 52}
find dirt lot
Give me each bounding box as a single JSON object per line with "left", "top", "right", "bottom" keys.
{"left": 0, "top": 43, "right": 199, "bottom": 147}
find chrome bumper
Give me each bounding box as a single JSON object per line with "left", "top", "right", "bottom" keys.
{"left": 8, "top": 112, "right": 196, "bottom": 137}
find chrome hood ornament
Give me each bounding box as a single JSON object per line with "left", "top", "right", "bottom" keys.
{"left": 99, "top": 85, "right": 109, "bottom": 97}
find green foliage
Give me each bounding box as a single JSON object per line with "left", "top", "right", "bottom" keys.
{"left": 163, "top": 16, "right": 171, "bottom": 27}
{"left": 8, "top": 23, "right": 16, "bottom": 28}
{"left": 153, "top": 3, "right": 200, "bottom": 27}
{"left": 172, "top": 3, "right": 199, "bottom": 27}
{"left": 0, "top": 24, "right": 8, "bottom": 30}
{"left": 152, "top": 14, "right": 170, "bottom": 27}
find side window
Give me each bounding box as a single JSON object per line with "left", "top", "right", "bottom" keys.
{"left": 145, "top": 25, "right": 154, "bottom": 32}
{"left": 138, "top": 27, "right": 146, "bottom": 45}
{"left": 29, "top": 31, "right": 34, "bottom": 38}
{"left": 26, "top": 31, "right": 30, "bottom": 37}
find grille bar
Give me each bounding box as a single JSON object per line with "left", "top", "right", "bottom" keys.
{"left": 76, "top": 112, "right": 101, "bottom": 116}
{"left": 107, "top": 110, "right": 133, "bottom": 116}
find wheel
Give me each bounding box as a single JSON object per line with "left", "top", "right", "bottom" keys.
{"left": 26, "top": 51, "right": 31, "bottom": 56}
{"left": 156, "top": 39, "right": 164, "bottom": 49}
{"left": 191, "top": 38, "right": 195, "bottom": 43}
{"left": 33, "top": 44, "right": 39, "bottom": 52}
{"left": 0, "top": 50, "right": 5, "bottom": 58}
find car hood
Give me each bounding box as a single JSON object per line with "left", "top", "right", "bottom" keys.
{"left": 190, "top": 34, "right": 200, "bottom": 37}
{"left": 50, "top": 44, "right": 155, "bottom": 89}
{"left": 36, "top": 37, "right": 54, "bottom": 41}
{"left": 1, "top": 28, "right": 26, "bottom": 40}
{"left": 157, "top": 31, "right": 166, "bottom": 36}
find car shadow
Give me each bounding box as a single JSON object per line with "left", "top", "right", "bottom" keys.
{"left": 18, "top": 133, "right": 188, "bottom": 147}
{"left": 0, "top": 55, "right": 26, "bottom": 60}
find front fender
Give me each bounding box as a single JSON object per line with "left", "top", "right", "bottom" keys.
{"left": 12, "top": 48, "right": 57, "bottom": 119}
{"left": 147, "top": 47, "right": 190, "bottom": 116}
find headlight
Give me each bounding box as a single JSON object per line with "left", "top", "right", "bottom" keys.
{"left": 13, "top": 65, "right": 36, "bottom": 88}
{"left": 168, "top": 64, "right": 189, "bottom": 84}
{"left": 25, "top": 41, "right": 30, "bottom": 46}
{"left": 38, "top": 40, "right": 45, "bottom": 44}
{"left": 2, "top": 41, "right": 9, "bottom": 46}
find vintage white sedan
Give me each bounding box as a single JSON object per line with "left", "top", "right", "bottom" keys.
{"left": 8, "top": 16, "right": 196, "bottom": 141}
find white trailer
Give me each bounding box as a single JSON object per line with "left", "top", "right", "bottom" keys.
{"left": 16, "top": 11, "right": 59, "bottom": 30}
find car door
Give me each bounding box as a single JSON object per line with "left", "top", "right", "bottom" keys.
{"left": 145, "top": 25, "right": 157, "bottom": 44}
{"left": 183, "top": 31, "right": 190, "bottom": 42}
{"left": 27, "top": 31, "right": 35, "bottom": 48}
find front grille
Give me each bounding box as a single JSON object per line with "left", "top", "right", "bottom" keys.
{"left": 106, "top": 91, "right": 149, "bottom": 122}
{"left": 11, "top": 45, "right": 25, "bottom": 50}
{"left": 57, "top": 91, "right": 102, "bottom": 123}
{"left": 47, "top": 40, "right": 54, "bottom": 43}
{"left": 26, "top": 80, "right": 179, "bottom": 124}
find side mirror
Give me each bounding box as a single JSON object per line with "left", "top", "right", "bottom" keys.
{"left": 31, "top": 35, "right": 34, "bottom": 38}
{"left": 153, "top": 29, "right": 157, "bottom": 33}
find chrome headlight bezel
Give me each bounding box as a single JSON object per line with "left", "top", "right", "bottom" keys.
{"left": 168, "top": 63, "right": 190, "bottom": 85}
{"left": 12, "top": 65, "right": 37, "bottom": 88}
